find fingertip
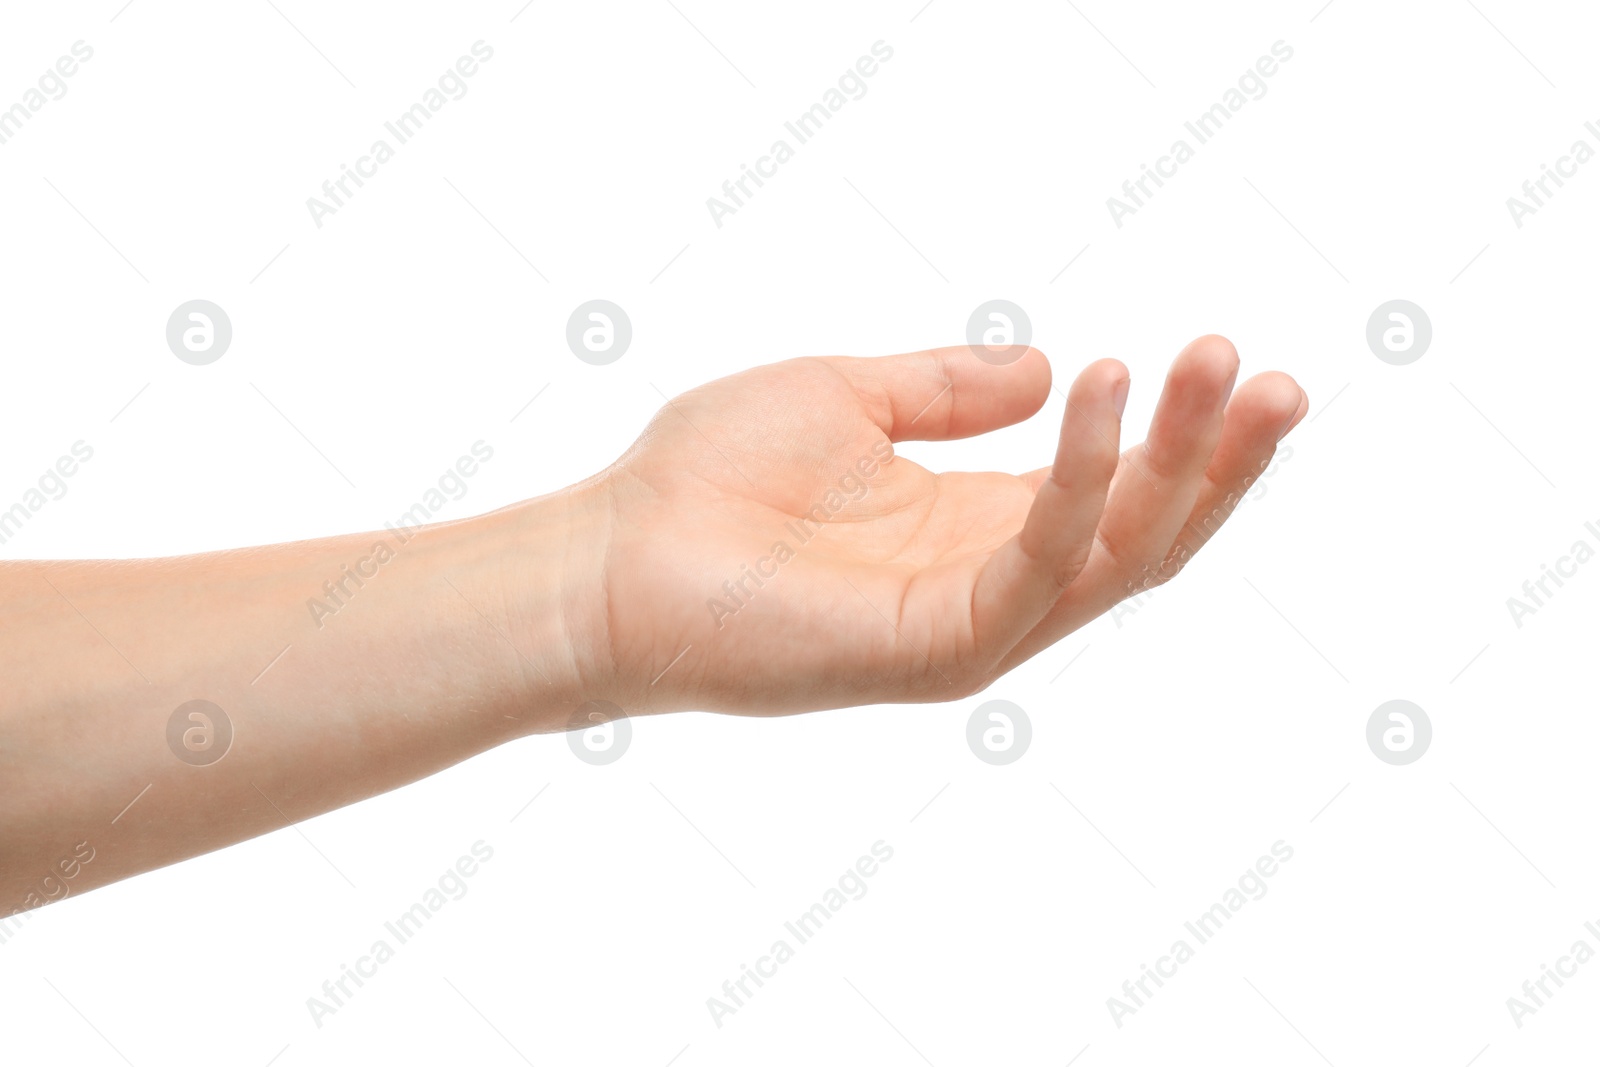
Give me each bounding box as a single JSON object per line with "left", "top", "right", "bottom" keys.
{"left": 1090, "top": 356, "right": 1130, "bottom": 382}
{"left": 1070, "top": 357, "right": 1129, "bottom": 395}
{"left": 1088, "top": 358, "right": 1132, "bottom": 418}
{"left": 1015, "top": 344, "right": 1050, "bottom": 368}
{"left": 1056, "top": 360, "right": 1126, "bottom": 482}
{"left": 1061, "top": 360, "right": 1130, "bottom": 446}
{"left": 1221, "top": 371, "right": 1302, "bottom": 442}
{"left": 1242, "top": 369, "right": 1301, "bottom": 409}
{"left": 1176, "top": 334, "right": 1242, "bottom": 396}
{"left": 1184, "top": 333, "right": 1239, "bottom": 363}
{"left": 1013, "top": 345, "right": 1054, "bottom": 414}
{"left": 958, "top": 341, "right": 1053, "bottom": 415}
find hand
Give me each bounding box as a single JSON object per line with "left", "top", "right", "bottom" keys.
{"left": 0, "top": 334, "right": 1305, "bottom": 904}
{"left": 559, "top": 335, "right": 1307, "bottom": 716}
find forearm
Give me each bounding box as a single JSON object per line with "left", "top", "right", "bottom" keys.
{"left": 0, "top": 492, "right": 592, "bottom": 906}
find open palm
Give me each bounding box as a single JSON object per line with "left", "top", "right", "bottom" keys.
{"left": 588, "top": 336, "right": 1306, "bottom": 715}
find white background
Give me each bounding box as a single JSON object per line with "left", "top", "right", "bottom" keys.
{"left": 2, "top": 0, "right": 1597, "bottom": 1063}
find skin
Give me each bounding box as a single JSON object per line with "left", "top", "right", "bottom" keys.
{"left": 0, "top": 335, "right": 1305, "bottom": 911}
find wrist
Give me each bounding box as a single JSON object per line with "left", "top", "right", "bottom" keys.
{"left": 455, "top": 478, "right": 617, "bottom": 735}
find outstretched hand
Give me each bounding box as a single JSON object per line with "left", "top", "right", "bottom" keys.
{"left": 566, "top": 336, "right": 1307, "bottom": 716}
{"left": 0, "top": 334, "right": 1306, "bottom": 905}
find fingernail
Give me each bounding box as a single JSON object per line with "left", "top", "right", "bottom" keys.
{"left": 1277, "top": 408, "right": 1301, "bottom": 441}
{"left": 1112, "top": 378, "right": 1130, "bottom": 418}
{"left": 1278, "top": 389, "right": 1309, "bottom": 440}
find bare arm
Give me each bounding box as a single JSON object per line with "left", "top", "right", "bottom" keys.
{"left": 0, "top": 495, "right": 600, "bottom": 905}
{"left": 0, "top": 337, "right": 1305, "bottom": 909}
